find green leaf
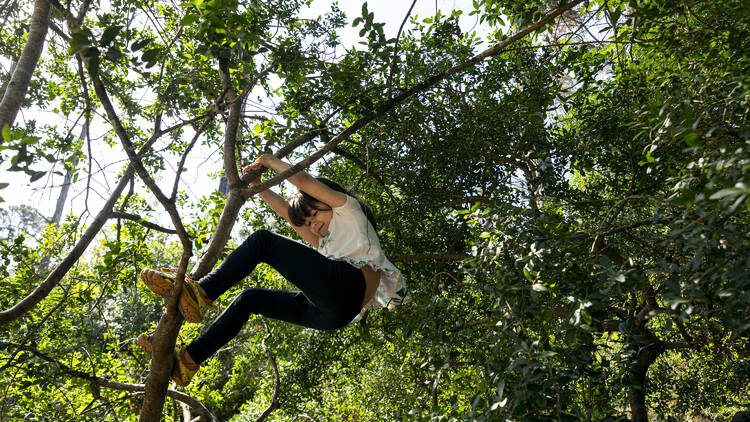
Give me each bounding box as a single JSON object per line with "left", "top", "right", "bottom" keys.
{"left": 70, "top": 27, "right": 93, "bottom": 44}
{"left": 684, "top": 132, "right": 700, "bottom": 147}
{"left": 0, "top": 183, "right": 9, "bottom": 189}
{"left": 86, "top": 50, "right": 101, "bottom": 77}
{"left": 141, "top": 48, "right": 161, "bottom": 66}
{"left": 180, "top": 14, "right": 199, "bottom": 26}
{"left": 20, "top": 136, "right": 39, "bottom": 145}
{"left": 523, "top": 267, "right": 533, "bottom": 281}
{"left": 100, "top": 25, "right": 122, "bottom": 47}
{"left": 709, "top": 188, "right": 744, "bottom": 200}
{"left": 1, "top": 125, "right": 10, "bottom": 142}
{"left": 131, "top": 38, "right": 152, "bottom": 52}
{"left": 29, "top": 171, "right": 45, "bottom": 183}
{"left": 68, "top": 38, "right": 92, "bottom": 56}
{"left": 106, "top": 46, "right": 124, "bottom": 60}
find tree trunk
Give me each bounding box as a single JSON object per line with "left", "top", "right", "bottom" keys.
{"left": 0, "top": 0, "right": 50, "bottom": 129}
{"left": 628, "top": 339, "right": 665, "bottom": 422}
{"left": 38, "top": 139, "right": 78, "bottom": 271}
{"left": 51, "top": 135, "right": 80, "bottom": 225}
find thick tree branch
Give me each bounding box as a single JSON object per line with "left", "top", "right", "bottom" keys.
{"left": 219, "top": 66, "right": 243, "bottom": 188}
{"left": 79, "top": 55, "right": 200, "bottom": 422}
{"left": 0, "top": 0, "right": 50, "bottom": 128}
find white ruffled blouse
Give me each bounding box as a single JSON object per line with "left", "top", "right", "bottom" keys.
{"left": 317, "top": 195, "right": 405, "bottom": 310}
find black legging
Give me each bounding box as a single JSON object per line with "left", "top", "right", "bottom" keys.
{"left": 186, "top": 229, "right": 365, "bottom": 364}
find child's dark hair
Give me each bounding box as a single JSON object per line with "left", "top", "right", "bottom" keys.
{"left": 288, "top": 178, "right": 377, "bottom": 230}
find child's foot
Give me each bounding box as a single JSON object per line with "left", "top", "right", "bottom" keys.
{"left": 172, "top": 344, "right": 199, "bottom": 386}
{"left": 140, "top": 268, "right": 216, "bottom": 323}
{"left": 136, "top": 333, "right": 199, "bottom": 387}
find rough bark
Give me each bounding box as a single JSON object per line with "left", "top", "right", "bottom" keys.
{"left": 624, "top": 318, "right": 692, "bottom": 422}
{"left": 0, "top": 0, "right": 50, "bottom": 129}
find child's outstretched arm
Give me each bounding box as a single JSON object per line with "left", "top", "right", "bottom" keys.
{"left": 253, "top": 154, "right": 346, "bottom": 208}
{"left": 242, "top": 159, "right": 320, "bottom": 246}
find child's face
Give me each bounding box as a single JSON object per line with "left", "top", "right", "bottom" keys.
{"left": 304, "top": 204, "right": 333, "bottom": 237}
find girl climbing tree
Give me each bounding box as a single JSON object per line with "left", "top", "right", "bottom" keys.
{"left": 139, "top": 153, "right": 404, "bottom": 385}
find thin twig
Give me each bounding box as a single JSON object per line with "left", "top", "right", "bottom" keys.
{"left": 386, "top": 0, "right": 418, "bottom": 98}
{"left": 255, "top": 319, "right": 281, "bottom": 422}
{"left": 109, "top": 212, "right": 177, "bottom": 234}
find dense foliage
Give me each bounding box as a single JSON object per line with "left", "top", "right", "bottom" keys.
{"left": 1, "top": 0, "right": 749, "bottom": 420}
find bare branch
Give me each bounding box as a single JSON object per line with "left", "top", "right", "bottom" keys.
{"left": 109, "top": 212, "right": 178, "bottom": 234}
{"left": 386, "top": 0, "right": 418, "bottom": 98}
{"left": 170, "top": 115, "right": 215, "bottom": 201}
{"left": 255, "top": 319, "right": 281, "bottom": 422}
